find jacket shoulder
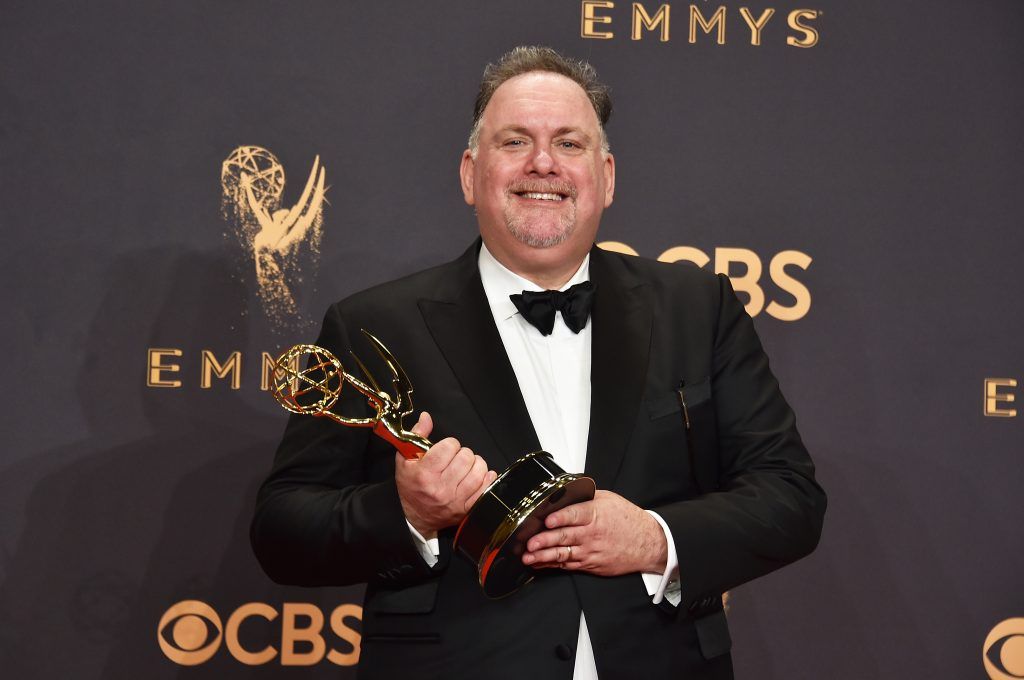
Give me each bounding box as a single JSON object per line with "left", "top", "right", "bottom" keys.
{"left": 597, "top": 247, "right": 722, "bottom": 297}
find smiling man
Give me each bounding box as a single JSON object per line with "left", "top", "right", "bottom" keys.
{"left": 252, "top": 46, "right": 826, "bottom": 680}
{"left": 460, "top": 67, "right": 614, "bottom": 289}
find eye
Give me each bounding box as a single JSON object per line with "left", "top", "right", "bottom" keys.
{"left": 557, "top": 140, "right": 584, "bottom": 151}
{"left": 502, "top": 139, "right": 525, "bottom": 147}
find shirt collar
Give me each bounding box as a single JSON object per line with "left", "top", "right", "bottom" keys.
{"left": 478, "top": 241, "right": 591, "bottom": 322}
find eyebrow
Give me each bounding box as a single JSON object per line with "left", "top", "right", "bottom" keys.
{"left": 494, "top": 125, "right": 594, "bottom": 144}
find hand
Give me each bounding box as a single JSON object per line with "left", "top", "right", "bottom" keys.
{"left": 395, "top": 412, "right": 498, "bottom": 538}
{"left": 522, "top": 490, "right": 668, "bottom": 576}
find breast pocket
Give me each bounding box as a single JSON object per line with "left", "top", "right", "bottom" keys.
{"left": 645, "top": 376, "right": 719, "bottom": 494}
{"left": 645, "top": 375, "right": 712, "bottom": 419}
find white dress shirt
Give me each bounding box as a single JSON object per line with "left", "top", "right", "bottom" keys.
{"left": 407, "top": 242, "right": 680, "bottom": 678}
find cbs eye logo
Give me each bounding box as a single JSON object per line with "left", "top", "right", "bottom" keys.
{"left": 157, "top": 599, "right": 362, "bottom": 666}
{"left": 158, "top": 601, "right": 222, "bottom": 665}
{"left": 984, "top": 618, "right": 1024, "bottom": 680}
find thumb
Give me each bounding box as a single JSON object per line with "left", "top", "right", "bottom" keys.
{"left": 410, "top": 411, "right": 433, "bottom": 438}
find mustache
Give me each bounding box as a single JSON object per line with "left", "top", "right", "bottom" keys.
{"left": 506, "top": 179, "right": 578, "bottom": 200}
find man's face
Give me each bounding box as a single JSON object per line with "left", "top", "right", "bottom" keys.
{"left": 460, "top": 72, "right": 615, "bottom": 270}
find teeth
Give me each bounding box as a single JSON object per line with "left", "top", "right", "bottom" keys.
{"left": 521, "top": 192, "right": 563, "bottom": 201}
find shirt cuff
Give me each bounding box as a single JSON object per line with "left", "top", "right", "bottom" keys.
{"left": 641, "top": 510, "right": 681, "bottom": 606}
{"left": 406, "top": 520, "right": 440, "bottom": 567}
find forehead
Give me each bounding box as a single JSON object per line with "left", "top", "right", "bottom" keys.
{"left": 480, "top": 71, "right": 600, "bottom": 134}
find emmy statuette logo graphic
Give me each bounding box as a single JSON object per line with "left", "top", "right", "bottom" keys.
{"left": 221, "top": 146, "right": 327, "bottom": 332}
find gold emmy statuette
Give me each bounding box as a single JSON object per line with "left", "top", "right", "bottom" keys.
{"left": 270, "top": 330, "right": 596, "bottom": 598}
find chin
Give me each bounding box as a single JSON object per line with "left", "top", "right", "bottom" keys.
{"left": 505, "top": 218, "right": 575, "bottom": 249}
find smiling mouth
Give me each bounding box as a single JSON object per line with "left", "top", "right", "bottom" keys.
{"left": 516, "top": 191, "right": 566, "bottom": 202}
{"left": 509, "top": 180, "right": 576, "bottom": 203}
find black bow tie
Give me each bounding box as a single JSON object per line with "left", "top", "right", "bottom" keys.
{"left": 509, "top": 281, "right": 596, "bottom": 336}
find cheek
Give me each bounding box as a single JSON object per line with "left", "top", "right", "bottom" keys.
{"left": 481, "top": 168, "right": 509, "bottom": 199}
{"left": 576, "top": 176, "right": 604, "bottom": 210}
{"left": 571, "top": 162, "right": 601, "bottom": 192}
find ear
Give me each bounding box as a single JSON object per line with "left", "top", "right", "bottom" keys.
{"left": 602, "top": 152, "right": 615, "bottom": 208}
{"left": 459, "top": 149, "right": 476, "bottom": 206}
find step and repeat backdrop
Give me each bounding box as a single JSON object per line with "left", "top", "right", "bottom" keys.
{"left": 1, "top": 1, "right": 1021, "bottom": 678}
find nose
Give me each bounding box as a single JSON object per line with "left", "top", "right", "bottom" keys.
{"left": 526, "top": 145, "right": 557, "bottom": 176}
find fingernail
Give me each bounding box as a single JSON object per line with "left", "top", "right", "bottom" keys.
{"left": 523, "top": 554, "right": 534, "bottom": 564}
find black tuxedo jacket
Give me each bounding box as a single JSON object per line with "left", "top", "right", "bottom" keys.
{"left": 251, "top": 241, "right": 826, "bottom": 679}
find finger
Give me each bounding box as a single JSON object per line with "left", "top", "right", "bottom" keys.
{"left": 524, "top": 545, "right": 577, "bottom": 566}
{"left": 546, "top": 500, "right": 594, "bottom": 529}
{"left": 439, "top": 447, "right": 475, "bottom": 484}
{"left": 523, "top": 545, "right": 575, "bottom": 566}
{"left": 456, "top": 456, "right": 489, "bottom": 508}
{"left": 410, "top": 411, "right": 433, "bottom": 438}
{"left": 526, "top": 527, "right": 577, "bottom": 552}
{"left": 420, "top": 437, "right": 461, "bottom": 470}
{"left": 454, "top": 454, "right": 486, "bottom": 492}
{"left": 531, "top": 555, "right": 586, "bottom": 571}
{"left": 465, "top": 466, "right": 498, "bottom": 508}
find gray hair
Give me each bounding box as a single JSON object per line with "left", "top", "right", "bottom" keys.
{"left": 467, "top": 46, "right": 612, "bottom": 155}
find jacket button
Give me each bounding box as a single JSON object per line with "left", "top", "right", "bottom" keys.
{"left": 555, "top": 643, "right": 574, "bottom": 660}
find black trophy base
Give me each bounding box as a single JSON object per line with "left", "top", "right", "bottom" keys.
{"left": 453, "top": 451, "right": 596, "bottom": 599}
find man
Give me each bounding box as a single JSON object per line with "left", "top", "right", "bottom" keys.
{"left": 251, "top": 46, "right": 826, "bottom": 679}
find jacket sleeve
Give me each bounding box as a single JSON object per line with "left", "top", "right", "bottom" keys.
{"left": 654, "top": 273, "right": 826, "bottom": 610}
{"left": 249, "top": 303, "right": 436, "bottom": 588}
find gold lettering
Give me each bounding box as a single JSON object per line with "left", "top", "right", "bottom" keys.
{"left": 984, "top": 379, "right": 1017, "bottom": 417}
{"left": 765, "top": 250, "right": 812, "bottom": 321}
{"left": 787, "top": 9, "right": 819, "bottom": 47}
{"left": 582, "top": 0, "right": 615, "bottom": 39}
{"left": 327, "top": 604, "right": 363, "bottom": 666}
{"left": 739, "top": 7, "right": 775, "bottom": 45}
{"left": 261, "top": 351, "right": 300, "bottom": 392}
{"left": 147, "top": 348, "right": 183, "bottom": 388}
{"left": 201, "top": 350, "right": 242, "bottom": 390}
{"left": 715, "top": 247, "right": 764, "bottom": 316}
{"left": 658, "top": 245, "right": 711, "bottom": 268}
{"left": 596, "top": 240, "right": 640, "bottom": 256}
{"left": 225, "top": 603, "right": 278, "bottom": 665}
{"left": 280, "top": 603, "right": 326, "bottom": 666}
{"left": 632, "top": 3, "right": 670, "bottom": 41}
{"left": 689, "top": 5, "right": 726, "bottom": 44}
{"left": 261, "top": 352, "right": 277, "bottom": 392}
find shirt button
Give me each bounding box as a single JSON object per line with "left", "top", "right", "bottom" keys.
{"left": 555, "top": 643, "right": 574, "bottom": 660}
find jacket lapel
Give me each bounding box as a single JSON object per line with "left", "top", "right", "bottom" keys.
{"left": 418, "top": 241, "right": 537, "bottom": 469}
{"left": 585, "top": 246, "right": 653, "bottom": 489}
